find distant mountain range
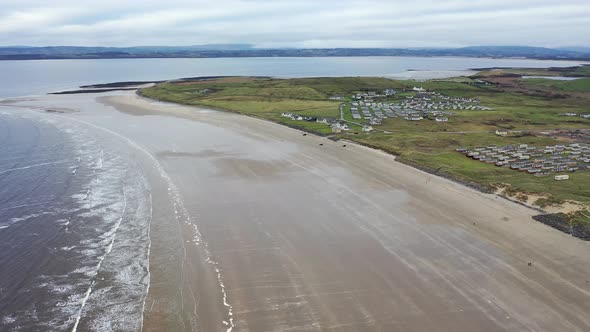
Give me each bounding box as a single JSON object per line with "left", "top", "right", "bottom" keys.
{"left": 0, "top": 45, "right": 589, "bottom": 60}
{"left": 556, "top": 46, "right": 590, "bottom": 53}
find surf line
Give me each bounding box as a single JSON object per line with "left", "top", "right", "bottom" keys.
{"left": 51, "top": 108, "right": 234, "bottom": 332}
{"left": 0, "top": 160, "right": 70, "bottom": 176}
{"left": 139, "top": 191, "right": 153, "bottom": 332}
{"left": 71, "top": 190, "right": 128, "bottom": 332}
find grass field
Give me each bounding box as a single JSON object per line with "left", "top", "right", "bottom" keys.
{"left": 522, "top": 77, "right": 590, "bottom": 92}
{"left": 480, "top": 65, "right": 590, "bottom": 78}
{"left": 352, "top": 132, "right": 590, "bottom": 204}
{"left": 140, "top": 74, "right": 590, "bottom": 215}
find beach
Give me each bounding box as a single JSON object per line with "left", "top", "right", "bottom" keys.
{"left": 2, "top": 92, "right": 590, "bottom": 331}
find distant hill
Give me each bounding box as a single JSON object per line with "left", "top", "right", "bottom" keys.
{"left": 0, "top": 45, "right": 588, "bottom": 60}
{"left": 0, "top": 44, "right": 254, "bottom": 56}
{"left": 451, "top": 46, "right": 587, "bottom": 58}
{"left": 557, "top": 46, "right": 590, "bottom": 53}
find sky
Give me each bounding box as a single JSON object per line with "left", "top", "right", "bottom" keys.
{"left": 0, "top": 0, "right": 589, "bottom": 48}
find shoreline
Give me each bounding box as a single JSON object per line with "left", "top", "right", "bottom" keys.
{"left": 13, "top": 73, "right": 590, "bottom": 228}
{"left": 134, "top": 87, "right": 589, "bottom": 240}
{"left": 9, "top": 72, "right": 586, "bottom": 241}
{"left": 41, "top": 63, "right": 590, "bottom": 95}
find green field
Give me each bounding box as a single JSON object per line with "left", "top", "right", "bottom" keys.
{"left": 480, "top": 65, "right": 590, "bottom": 77}
{"left": 140, "top": 74, "right": 590, "bottom": 216}
{"left": 353, "top": 132, "right": 590, "bottom": 204}
{"left": 522, "top": 77, "right": 590, "bottom": 92}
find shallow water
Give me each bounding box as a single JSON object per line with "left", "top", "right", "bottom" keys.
{"left": 0, "top": 56, "right": 587, "bottom": 98}
{"left": 0, "top": 106, "right": 151, "bottom": 331}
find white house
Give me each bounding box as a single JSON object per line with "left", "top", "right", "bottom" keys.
{"left": 362, "top": 125, "right": 373, "bottom": 132}
{"left": 331, "top": 122, "right": 349, "bottom": 133}
{"left": 495, "top": 129, "right": 508, "bottom": 137}
{"left": 369, "top": 117, "right": 382, "bottom": 125}
{"left": 384, "top": 88, "right": 396, "bottom": 96}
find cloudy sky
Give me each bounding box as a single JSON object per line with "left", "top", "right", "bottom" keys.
{"left": 1, "top": 0, "right": 588, "bottom": 48}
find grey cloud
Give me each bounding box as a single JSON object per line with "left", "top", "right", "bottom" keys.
{"left": 0, "top": 0, "right": 588, "bottom": 47}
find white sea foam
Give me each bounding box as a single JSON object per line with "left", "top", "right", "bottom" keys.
{"left": 0, "top": 160, "right": 70, "bottom": 176}
{"left": 0, "top": 114, "right": 154, "bottom": 332}
{"left": 54, "top": 112, "right": 235, "bottom": 332}
{"left": 3, "top": 105, "right": 232, "bottom": 331}
{"left": 9, "top": 211, "right": 53, "bottom": 223}
{"left": 70, "top": 189, "right": 128, "bottom": 332}
{"left": 0, "top": 201, "right": 53, "bottom": 212}
{"left": 139, "top": 191, "right": 153, "bottom": 332}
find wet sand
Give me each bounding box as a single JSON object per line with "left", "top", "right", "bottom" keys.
{"left": 100, "top": 94, "right": 590, "bottom": 332}
{"left": 5, "top": 92, "right": 590, "bottom": 331}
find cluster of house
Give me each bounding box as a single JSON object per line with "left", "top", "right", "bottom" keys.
{"left": 397, "top": 91, "right": 492, "bottom": 112}
{"left": 352, "top": 89, "right": 396, "bottom": 100}
{"left": 457, "top": 143, "right": 590, "bottom": 178}
{"left": 330, "top": 121, "right": 374, "bottom": 133}
{"left": 281, "top": 112, "right": 319, "bottom": 122}
{"left": 423, "top": 90, "right": 482, "bottom": 103}
{"left": 397, "top": 106, "right": 451, "bottom": 122}
{"left": 329, "top": 122, "right": 350, "bottom": 132}
{"left": 280, "top": 112, "right": 372, "bottom": 133}
{"left": 355, "top": 89, "right": 490, "bottom": 123}
{"left": 350, "top": 100, "right": 454, "bottom": 122}
{"left": 562, "top": 112, "right": 590, "bottom": 119}
{"left": 350, "top": 101, "right": 395, "bottom": 120}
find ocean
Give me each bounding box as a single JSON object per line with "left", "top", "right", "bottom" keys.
{"left": 0, "top": 106, "right": 151, "bottom": 330}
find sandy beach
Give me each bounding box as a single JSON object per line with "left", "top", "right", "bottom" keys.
{"left": 4, "top": 92, "right": 590, "bottom": 331}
